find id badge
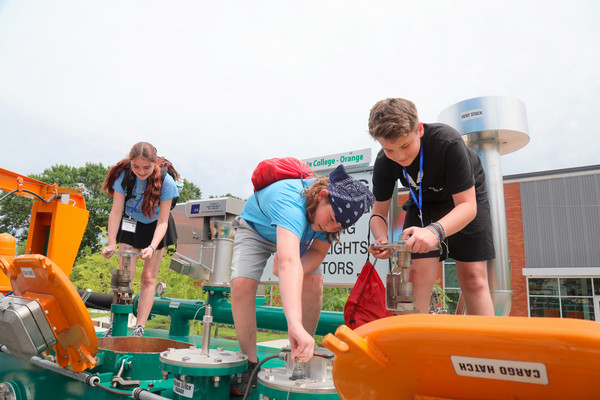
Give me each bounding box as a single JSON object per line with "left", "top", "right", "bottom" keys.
{"left": 122, "top": 217, "right": 137, "bottom": 233}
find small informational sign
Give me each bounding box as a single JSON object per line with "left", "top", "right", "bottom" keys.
{"left": 173, "top": 377, "right": 194, "bottom": 398}
{"left": 189, "top": 199, "right": 227, "bottom": 217}
{"left": 460, "top": 109, "right": 484, "bottom": 121}
{"left": 21, "top": 267, "right": 36, "bottom": 279}
{"left": 303, "top": 148, "right": 371, "bottom": 172}
{"left": 451, "top": 356, "right": 549, "bottom": 385}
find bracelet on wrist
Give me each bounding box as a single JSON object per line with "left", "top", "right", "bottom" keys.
{"left": 431, "top": 222, "right": 446, "bottom": 241}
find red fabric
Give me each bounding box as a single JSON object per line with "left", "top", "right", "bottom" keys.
{"left": 251, "top": 157, "right": 314, "bottom": 192}
{"left": 344, "top": 261, "right": 393, "bottom": 329}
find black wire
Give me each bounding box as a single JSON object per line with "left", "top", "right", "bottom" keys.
{"left": 242, "top": 354, "right": 280, "bottom": 400}
{"left": 0, "top": 188, "right": 56, "bottom": 203}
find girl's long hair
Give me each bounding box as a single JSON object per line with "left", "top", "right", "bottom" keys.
{"left": 102, "top": 142, "right": 179, "bottom": 219}
{"left": 303, "top": 177, "right": 341, "bottom": 243}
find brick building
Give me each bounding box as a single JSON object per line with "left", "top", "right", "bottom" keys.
{"left": 399, "top": 164, "right": 600, "bottom": 319}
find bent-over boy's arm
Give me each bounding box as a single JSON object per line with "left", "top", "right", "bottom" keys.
{"left": 276, "top": 226, "right": 315, "bottom": 362}
{"left": 300, "top": 238, "right": 330, "bottom": 274}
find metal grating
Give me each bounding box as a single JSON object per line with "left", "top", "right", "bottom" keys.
{"left": 520, "top": 173, "right": 600, "bottom": 268}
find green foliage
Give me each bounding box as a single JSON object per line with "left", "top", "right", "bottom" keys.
{"left": 178, "top": 178, "right": 202, "bottom": 203}
{"left": 0, "top": 163, "right": 112, "bottom": 256}
{"left": 70, "top": 250, "right": 208, "bottom": 301}
{"left": 0, "top": 163, "right": 207, "bottom": 259}
{"left": 264, "top": 284, "right": 350, "bottom": 312}
{"left": 322, "top": 287, "right": 351, "bottom": 311}
{"left": 209, "top": 193, "right": 244, "bottom": 200}
{"left": 0, "top": 195, "right": 31, "bottom": 246}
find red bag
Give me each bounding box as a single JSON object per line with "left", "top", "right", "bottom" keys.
{"left": 251, "top": 157, "right": 314, "bottom": 192}
{"left": 344, "top": 260, "right": 393, "bottom": 329}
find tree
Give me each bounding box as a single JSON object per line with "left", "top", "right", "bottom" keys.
{"left": 0, "top": 164, "right": 205, "bottom": 258}
{"left": 40, "top": 164, "right": 111, "bottom": 255}
{"left": 178, "top": 178, "right": 202, "bottom": 203}
{"left": 1, "top": 163, "right": 112, "bottom": 256}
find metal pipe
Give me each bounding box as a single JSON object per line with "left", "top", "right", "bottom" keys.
{"left": 201, "top": 305, "right": 213, "bottom": 356}
{"left": 439, "top": 96, "right": 529, "bottom": 316}
{"left": 471, "top": 137, "right": 512, "bottom": 316}
{"left": 148, "top": 291, "right": 344, "bottom": 337}
{"left": 27, "top": 356, "right": 99, "bottom": 387}
{"left": 133, "top": 388, "right": 172, "bottom": 400}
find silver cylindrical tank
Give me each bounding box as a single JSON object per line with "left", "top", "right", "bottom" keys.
{"left": 438, "top": 96, "right": 529, "bottom": 316}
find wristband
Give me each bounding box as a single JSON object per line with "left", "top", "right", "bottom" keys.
{"left": 431, "top": 222, "right": 446, "bottom": 241}
{"left": 148, "top": 245, "right": 155, "bottom": 255}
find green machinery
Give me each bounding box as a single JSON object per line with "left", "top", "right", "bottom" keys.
{"left": 0, "top": 198, "right": 342, "bottom": 400}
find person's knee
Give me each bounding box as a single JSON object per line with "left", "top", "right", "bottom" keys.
{"left": 460, "top": 273, "right": 489, "bottom": 294}
{"left": 139, "top": 273, "right": 157, "bottom": 288}
{"left": 231, "top": 278, "right": 258, "bottom": 301}
{"left": 304, "top": 274, "right": 323, "bottom": 290}
{"left": 303, "top": 274, "right": 323, "bottom": 301}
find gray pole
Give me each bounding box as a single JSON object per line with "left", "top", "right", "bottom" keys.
{"left": 438, "top": 96, "right": 529, "bottom": 316}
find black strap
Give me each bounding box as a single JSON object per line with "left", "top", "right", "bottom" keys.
{"left": 347, "top": 213, "right": 390, "bottom": 325}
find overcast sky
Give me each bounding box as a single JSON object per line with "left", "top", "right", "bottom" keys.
{"left": 1, "top": 1, "right": 598, "bottom": 199}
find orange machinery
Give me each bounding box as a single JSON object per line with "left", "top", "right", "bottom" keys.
{"left": 0, "top": 167, "right": 88, "bottom": 292}
{"left": 323, "top": 314, "right": 600, "bottom": 400}
{"left": 0, "top": 167, "right": 96, "bottom": 372}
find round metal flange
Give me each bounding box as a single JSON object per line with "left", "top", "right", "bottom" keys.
{"left": 160, "top": 347, "right": 247, "bottom": 376}
{"left": 438, "top": 96, "right": 529, "bottom": 155}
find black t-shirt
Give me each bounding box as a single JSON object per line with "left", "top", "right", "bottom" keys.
{"left": 372, "top": 123, "right": 488, "bottom": 208}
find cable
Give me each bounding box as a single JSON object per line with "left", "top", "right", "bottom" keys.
{"left": 0, "top": 189, "right": 56, "bottom": 203}
{"left": 190, "top": 304, "right": 207, "bottom": 348}
{"left": 242, "top": 353, "right": 280, "bottom": 400}
{"left": 92, "top": 381, "right": 132, "bottom": 396}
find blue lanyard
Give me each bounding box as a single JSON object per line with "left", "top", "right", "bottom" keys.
{"left": 403, "top": 145, "right": 424, "bottom": 227}
{"left": 300, "top": 226, "right": 316, "bottom": 257}
{"left": 128, "top": 182, "right": 143, "bottom": 217}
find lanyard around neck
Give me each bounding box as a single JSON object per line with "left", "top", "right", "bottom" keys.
{"left": 403, "top": 145, "right": 423, "bottom": 223}
{"left": 300, "top": 225, "right": 316, "bottom": 257}
{"left": 128, "top": 181, "right": 143, "bottom": 216}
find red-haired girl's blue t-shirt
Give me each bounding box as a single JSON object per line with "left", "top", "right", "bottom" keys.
{"left": 113, "top": 170, "right": 179, "bottom": 224}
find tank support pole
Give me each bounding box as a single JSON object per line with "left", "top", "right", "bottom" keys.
{"left": 471, "top": 137, "right": 512, "bottom": 316}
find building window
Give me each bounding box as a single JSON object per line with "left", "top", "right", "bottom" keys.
{"left": 443, "top": 260, "right": 460, "bottom": 314}
{"left": 528, "top": 277, "right": 595, "bottom": 320}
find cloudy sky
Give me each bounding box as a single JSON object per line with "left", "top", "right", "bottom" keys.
{"left": 1, "top": 1, "right": 598, "bottom": 199}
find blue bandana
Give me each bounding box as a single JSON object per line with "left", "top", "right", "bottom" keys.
{"left": 327, "top": 165, "right": 375, "bottom": 229}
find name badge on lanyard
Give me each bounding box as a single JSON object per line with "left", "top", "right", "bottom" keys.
{"left": 122, "top": 216, "right": 137, "bottom": 233}
{"left": 122, "top": 187, "right": 143, "bottom": 233}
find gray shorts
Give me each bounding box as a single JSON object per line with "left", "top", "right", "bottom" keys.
{"left": 230, "top": 217, "right": 323, "bottom": 282}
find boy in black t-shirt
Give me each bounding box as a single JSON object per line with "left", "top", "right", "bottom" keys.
{"left": 367, "top": 97, "right": 495, "bottom": 315}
